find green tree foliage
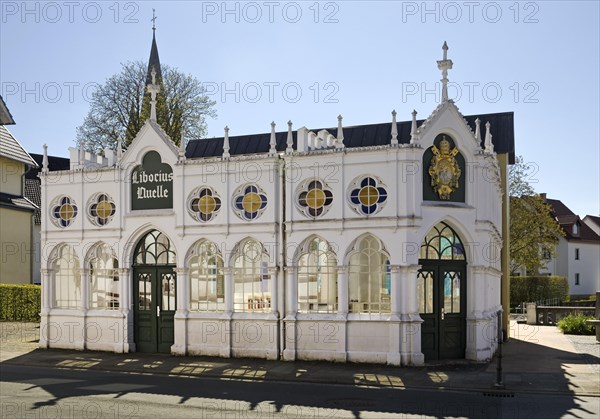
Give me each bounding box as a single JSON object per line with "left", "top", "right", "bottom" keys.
{"left": 76, "top": 61, "right": 216, "bottom": 153}
{"left": 510, "top": 275, "right": 569, "bottom": 306}
{"left": 509, "top": 156, "right": 565, "bottom": 274}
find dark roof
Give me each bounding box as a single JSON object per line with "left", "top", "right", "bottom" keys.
{"left": 186, "top": 112, "right": 515, "bottom": 163}
{"left": 0, "top": 126, "right": 37, "bottom": 167}
{"left": 0, "top": 192, "right": 37, "bottom": 212}
{"left": 584, "top": 215, "right": 600, "bottom": 225}
{"left": 546, "top": 198, "right": 600, "bottom": 243}
{"left": 25, "top": 153, "right": 70, "bottom": 179}
{"left": 24, "top": 178, "right": 41, "bottom": 224}
{"left": 22, "top": 154, "right": 69, "bottom": 225}
{"left": 145, "top": 32, "right": 162, "bottom": 86}
{"left": 0, "top": 95, "right": 15, "bottom": 125}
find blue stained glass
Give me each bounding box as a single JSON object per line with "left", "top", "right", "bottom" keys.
{"left": 235, "top": 196, "right": 244, "bottom": 209}
{"left": 350, "top": 190, "right": 360, "bottom": 204}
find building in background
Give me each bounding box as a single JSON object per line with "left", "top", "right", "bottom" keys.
{"left": 540, "top": 195, "right": 600, "bottom": 298}
{"left": 24, "top": 153, "right": 70, "bottom": 284}
{"left": 0, "top": 95, "right": 38, "bottom": 284}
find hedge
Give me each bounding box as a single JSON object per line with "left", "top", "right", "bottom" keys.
{"left": 0, "top": 284, "right": 41, "bottom": 321}
{"left": 510, "top": 276, "right": 569, "bottom": 306}
{"left": 557, "top": 314, "right": 595, "bottom": 335}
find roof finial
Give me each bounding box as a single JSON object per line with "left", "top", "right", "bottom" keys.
{"left": 179, "top": 129, "right": 186, "bottom": 161}
{"left": 437, "top": 41, "right": 453, "bottom": 102}
{"left": 42, "top": 144, "right": 48, "bottom": 174}
{"left": 286, "top": 120, "right": 294, "bottom": 154}
{"left": 336, "top": 114, "right": 345, "bottom": 149}
{"left": 223, "top": 126, "right": 230, "bottom": 159}
{"left": 269, "top": 121, "right": 277, "bottom": 156}
{"left": 484, "top": 121, "right": 494, "bottom": 154}
{"left": 151, "top": 9, "right": 157, "bottom": 32}
{"left": 410, "top": 110, "right": 418, "bottom": 144}
{"left": 116, "top": 136, "right": 123, "bottom": 162}
{"left": 390, "top": 110, "right": 398, "bottom": 146}
{"left": 474, "top": 118, "right": 481, "bottom": 142}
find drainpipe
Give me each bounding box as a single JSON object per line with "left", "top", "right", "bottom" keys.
{"left": 278, "top": 156, "right": 286, "bottom": 359}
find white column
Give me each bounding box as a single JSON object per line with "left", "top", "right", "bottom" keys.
{"left": 80, "top": 268, "right": 89, "bottom": 311}
{"left": 118, "top": 268, "right": 133, "bottom": 352}
{"left": 39, "top": 268, "right": 52, "bottom": 348}
{"left": 224, "top": 267, "right": 234, "bottom": 314}
{"left": 399, "top": 265, "right": 424, "bottom": 366}
{"left": 282, "top": 266, "right": 297, "bottom": 361}
{"left": 80, "top": 268, "right": 89, "bottom": 350}
{"left": 390, "top": 264, "right": 401, "bottom": 317}
{"left": 268, "top": 267, "right": 278, "bottom": 316}
{"left": 173, "top": 267, "right": 188, "bottom": 355}
{"left": 285, "top": 266, "right": 297, "bottom": 317}
{"left": 337, "top": 266, "right": 348, "bottom": 317}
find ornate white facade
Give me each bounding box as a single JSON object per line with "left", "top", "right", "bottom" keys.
{"left": 40, "top": 44, "right": 510, "bottom": 365}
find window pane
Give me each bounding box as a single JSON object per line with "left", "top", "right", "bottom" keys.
{"left": 161, "top": 272, "right": 176, "bottom": 311}
{"left": 297, "top": 238, "right": 337, "bottom": 313}
{"left": 138, "top": 273, "right": 151, "bottom": 310}
{"left": 53, "top": 246, "right": 81, "bottom": 309}
{"left": 90, "top": 245, "right": 119, "bottom": 310}
{"left": 348, "top": 236, "right": 390, "bottom": 314}
{"left": 444, "top": 271, "right": 461, "bottom": 313}
{"left": 189, "top": 242, "right": 224, "bottom": 312}
{"left": 417, "top": 270, "right": 434, "bottom": 314}
{"left": 233, "top": 241, "right": 271, "bottom": 312}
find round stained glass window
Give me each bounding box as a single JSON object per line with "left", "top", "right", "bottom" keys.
{"left": 233, "top": 185, "right": 267, "bottom": 221}
{"left": 296, "top": 179, "right": 334, "bottom": 217}
{"left": 348, "top": 176, "right": 388, "bottom": 216}
{"left": 187, "top": 187, "right": 222, "bottom": 222}
{"left": 51, "top": 196, "right": 78, "bottom": 228}
{"left": 88, "top": 193, "right": 116, "bottom": 226}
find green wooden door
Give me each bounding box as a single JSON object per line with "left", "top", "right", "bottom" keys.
{"left": 133, "top": 267, "right": 176, "bottom": 353}
{"left": 418, "top": 264, "right": 466, "bottom": 361}
{"left": 132, "top": 230, "right": 177, "bottom": 354}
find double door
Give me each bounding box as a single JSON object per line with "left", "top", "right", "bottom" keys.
{"left": 419, "top": 264, "right": 466, "bottom": 360}
{"left": 133, "top": 267, "right": 176, "bottom": 353}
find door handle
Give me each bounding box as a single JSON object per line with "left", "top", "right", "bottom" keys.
{"left": 156, "top": 306, "right": 160, "bottom": 318}
{"left": 441, "top": 307, "right": 445, "bottom": 320}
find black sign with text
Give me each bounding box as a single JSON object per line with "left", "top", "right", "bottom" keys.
{"left": 131, "top": 151, "right": 173, "bottom": 210}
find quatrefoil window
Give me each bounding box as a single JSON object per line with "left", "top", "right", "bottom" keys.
{"left": 233, "top": 185, "right": 268, "bottom": 221}
{"left": 296, "top": 179, "right": 333, "bottom": 217}
{"left": 188, "top": 187, "right": 222, "bottom": 222}
{"left": 51, "top": 196, "right": 78, "bottom": 228}
{"left": 348, "top": 176, "right": 388, "bottom": 216}
{"left": 88, "top": 193, "right": 116, "bottom": 226}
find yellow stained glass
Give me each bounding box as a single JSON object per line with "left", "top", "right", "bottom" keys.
{"left": 306, "top": 188, "right": 326, "bottom": 209}
{"left": 96, "top": 200, "right": 113, "bottom": 219}
{"left": 358, "top": 186, "right": 378, "bottom": 206}
{"left": 60, "top": 204, "right": 75, "bottom": 220}
{"left": 198, "top": 195, "right": 216, "bottom": 214}
{"left": 242, "top": 193, "right": 262, "bottom": 213}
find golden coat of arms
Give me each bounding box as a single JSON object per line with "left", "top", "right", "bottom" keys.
{"left": 428, "top": 136, "right": 461, "bottom": 200}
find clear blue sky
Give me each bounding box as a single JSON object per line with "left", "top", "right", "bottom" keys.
{"left": 1, "top": 1, "right": 598, "bottom": 216}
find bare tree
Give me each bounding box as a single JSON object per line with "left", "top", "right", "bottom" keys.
{"left": 76, "top": 61, "right": 216, "bottom": 153}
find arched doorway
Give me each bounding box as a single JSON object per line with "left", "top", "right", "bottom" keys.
{"left": 132, "top": 230, "right": 176, "bottom": 353}
{"left": 418, "top": 222, "right": 467, "bottom": 360}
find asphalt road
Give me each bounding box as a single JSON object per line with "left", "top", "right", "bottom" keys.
{"left": 1, "top": 364, "right": 599, "bottom": 419}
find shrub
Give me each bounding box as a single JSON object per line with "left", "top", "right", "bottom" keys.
{"left": 557, "top": 314, "right": 595, "bottom": 335}
{"left": 0, "top": 284, "right": 41, "bottom": 322}
{"left": 510, "top": 276, "right": 569, "bottom": 306}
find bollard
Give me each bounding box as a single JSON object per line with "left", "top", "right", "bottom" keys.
{"left": 494, "top": 309, "right": 505, "bottom": 389}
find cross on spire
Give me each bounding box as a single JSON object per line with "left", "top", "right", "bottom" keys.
{"left": 151, "top": 9, "right": 157, "bottom": 32}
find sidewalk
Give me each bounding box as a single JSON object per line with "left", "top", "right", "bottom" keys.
{"left": 1, "top": 321, "right": 598, "bottom": 396}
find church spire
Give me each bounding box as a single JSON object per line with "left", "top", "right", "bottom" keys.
{"left": 146, "top": 9, "right": 162, "bottom": 86}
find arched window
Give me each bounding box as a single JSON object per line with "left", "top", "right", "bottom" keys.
{"left": 52, "top": 245, "right": 81, "bottom": 309}
{"left": 297, "top": 237, "right": 337, "bottom": 313}
{"left": 188, "top": 240, "right": 224, "bottom": 312}
{"left": 89, "top": 244, "right": 119, "bottom": 310}
{"left": 420, "top": 222, "right": 465, "bottom": 261}
{"left": 133, "top": 230, "right": 176, "bottom": 266}
{"left": 233, "top": 240, "right": 270, "bottom": 312}
{"left": 348, "top": 235, "right": 391, "bottom": 314}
